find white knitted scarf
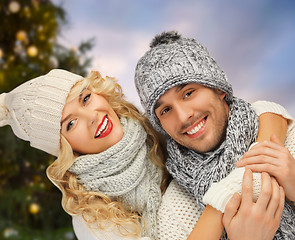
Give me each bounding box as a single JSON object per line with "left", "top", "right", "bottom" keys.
{"left": 69, "top": 117, "right": 162, "bottom": 238}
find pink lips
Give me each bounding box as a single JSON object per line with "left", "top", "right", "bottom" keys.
{"left": 95, "top": 115, "right": 113, "bottom": 139}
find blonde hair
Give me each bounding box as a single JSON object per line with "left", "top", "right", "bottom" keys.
{"left": 46, "top": 71, "right": 169, "bottom": 236}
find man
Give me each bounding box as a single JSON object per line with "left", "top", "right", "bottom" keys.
{"left": 135, "top": 31, "right": 295, "bottom": 239}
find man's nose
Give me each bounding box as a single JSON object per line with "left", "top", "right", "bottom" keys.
{"left": 174, "top": 103, "right": 193, "bottom": 124}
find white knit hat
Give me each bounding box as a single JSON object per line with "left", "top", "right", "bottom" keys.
{"left": 0, "top": 69, "right": 84, "bottom": 156}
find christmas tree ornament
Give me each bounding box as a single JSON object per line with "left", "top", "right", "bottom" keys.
{"left": 29, "top": 203, "right": 40, "bottom": 214}
{"left": 16, "top": 30, "right": 28, "bottom": 43}
{"left": 27, "top": 45, "right": 38, "bottom": 57}
{"left": 9, "top": 1, "right": 21, "bottom": 13}
{"left": 0, "top": 48, "right": 3, "bottom": 59}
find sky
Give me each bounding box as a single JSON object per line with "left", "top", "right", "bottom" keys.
{"left": 52, "top": 0, "right": 295, "bottom": 116}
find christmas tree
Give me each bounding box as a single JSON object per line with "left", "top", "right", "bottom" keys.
{"left": 0, "top": 1, "right": 93, "bottom": 239}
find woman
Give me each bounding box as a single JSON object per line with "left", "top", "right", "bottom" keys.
{"left": 0, "top": 69, "right": 287, "bottom": 239}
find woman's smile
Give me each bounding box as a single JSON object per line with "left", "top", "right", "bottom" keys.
{"left": 95, "top": 115, "right": 113, "bottom": 139}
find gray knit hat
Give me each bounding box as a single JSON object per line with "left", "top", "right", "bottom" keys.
{"left": 0, "top": 69, "right": 84, "bottom": 156}
{"left": 135, "top": 31, "right": 233, "bottom": 133}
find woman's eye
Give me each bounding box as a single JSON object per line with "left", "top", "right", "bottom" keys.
{"left": 67, "top": 120, "right": 75, "bottom": 131}
{"left": 83, "top": 93, "right": 91, "bottom": 104}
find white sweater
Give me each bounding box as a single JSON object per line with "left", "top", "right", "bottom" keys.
{"left": 72, "top": 101, "right": 294, "bottom": 240}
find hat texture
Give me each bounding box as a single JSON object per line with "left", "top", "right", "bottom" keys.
{"left": 0, "top": 69, "right": 84, "bottom": 156}
{"left": 134, "top": 31, "right": 233, "bottom": 133}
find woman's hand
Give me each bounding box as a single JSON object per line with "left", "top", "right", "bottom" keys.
{"left": 237, "top": 134, "right": 295, "bottom": 201}
{"left": 223, "top": 169, "right": 285, "bottom": 240}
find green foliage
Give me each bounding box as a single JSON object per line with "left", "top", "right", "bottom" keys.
{"left": 0, "top": 0, "right": 94, "bottom": 239}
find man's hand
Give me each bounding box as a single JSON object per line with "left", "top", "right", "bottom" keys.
{"left": 236, "top": 134, "right": 295, "bottom": 201}
{"left": 223, "top": 169, "right": 285, "bottom": 240}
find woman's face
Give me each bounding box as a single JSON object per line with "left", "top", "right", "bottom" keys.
{"left": 61, "top": 89, "right": 123, "bottom": 154}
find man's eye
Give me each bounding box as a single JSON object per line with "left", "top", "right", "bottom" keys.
{"left": 184, "top": 90, "right": 194, "bottom": 98}
{"left": 67, "top": 120, "right": 75, "bottom": 131}
{"left": 83, "top": 93, "right": 91, "bottom": 104}
{"left": 161, "top": 107, "right": 170, "bottom": 115}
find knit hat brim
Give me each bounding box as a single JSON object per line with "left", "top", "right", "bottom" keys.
{"left": 1, "top": 69, "right": 84, "bottom": 156}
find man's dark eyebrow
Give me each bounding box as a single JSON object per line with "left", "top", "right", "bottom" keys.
{"left": 154, "top": 84, "right": 188, "bottom": 110}
{"left": 175, "top": 84, "right": 188, "bottom": 92}
{"left": 154, "top": 100, "right": 162, "bottom": 110}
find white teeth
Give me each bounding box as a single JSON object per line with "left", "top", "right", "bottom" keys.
{"left": 95, "top": 117, "right": 108, "bottom": 137}
{"left": 187, "top": 119, "right": 205, "bottom": 135}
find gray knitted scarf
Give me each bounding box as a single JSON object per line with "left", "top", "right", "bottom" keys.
{"left": 69, "top": 117, "right": 162, "bottom": 239}
{"left": 166, "top": 97, "right": 295, "bottom": 239}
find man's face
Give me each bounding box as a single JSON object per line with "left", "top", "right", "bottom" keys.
{"left": 155, "top": 83, "right": 229, "bottom": 153}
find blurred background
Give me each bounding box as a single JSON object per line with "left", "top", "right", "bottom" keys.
{"left": 0, "top": 0, "right": 294, "bottom": 239}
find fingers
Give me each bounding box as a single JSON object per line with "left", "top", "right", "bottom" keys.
{"left": 266, "top": 178, "right": 281, "bottom": 217}
{"left": 244, "top": 164, "right": 277, "bottom": 177}
{"left": 263, "top": 177, "right": 285, "bottom": 229}
{"left": 274, "top": 187, "right": 285, "bottom": 220}
{"left": 243, "top": 145, "right": 281, "bottom": 159}
{"left": 241, "top": 168, "right": 253, "bottom": 205}
{"left": 237, "top": 155, "right": 279, "bottom": 168}
{"left": 223, "top": 192, "right": 241, "bottom": 227}
{"left": 237, "top": 143, "right": 284, "bottom": 167}
{"left": 256, "top": 172, "right": 272, "bottom": 210}
{"left": 242, "top": 140, "right": 283, "bottom": 159}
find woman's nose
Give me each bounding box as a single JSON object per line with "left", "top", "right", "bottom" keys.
{"left": 80, "top": 108, "right": 97, "bottom": 126}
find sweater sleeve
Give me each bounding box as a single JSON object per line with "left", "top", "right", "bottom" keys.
{"left": 72, "top": 215, "right": 151, "bottom": 240}
{"left": 252, "top": 100, "right": 294, "bottom": 123}
{"left": 203, "top": 167, "right": 262, "bottom": 212}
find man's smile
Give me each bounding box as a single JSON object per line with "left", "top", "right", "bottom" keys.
{"left": 183, "top": 116, "right": 208, "bottom": 138}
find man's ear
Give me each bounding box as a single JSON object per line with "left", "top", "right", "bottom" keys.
{"left": 216, "top": 89, "right": 226, "bottom": 100}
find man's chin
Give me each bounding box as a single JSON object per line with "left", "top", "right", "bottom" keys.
{"left": 187, "top": 141, "right": 222, "bottom": 153}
